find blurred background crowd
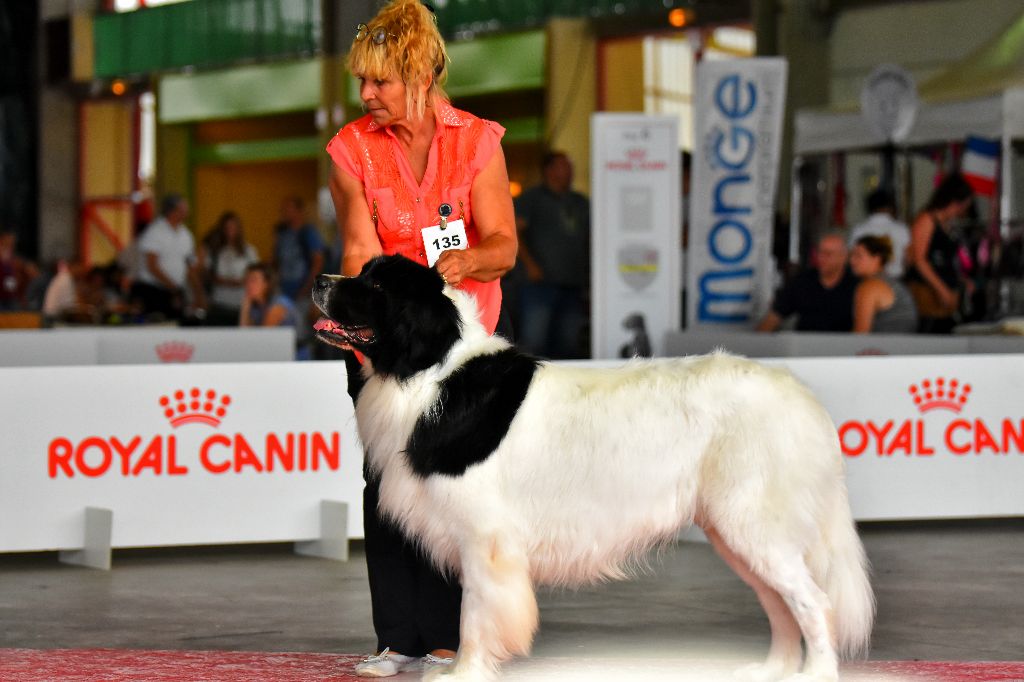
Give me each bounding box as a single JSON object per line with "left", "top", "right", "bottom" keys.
{"left": 2, "top": 0, "right": 1024, "bottom": 360}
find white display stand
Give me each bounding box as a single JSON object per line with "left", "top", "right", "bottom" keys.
{"left": 590, "top": 113, "right": 680, "bottom": 359}
{"left": 686, "top": 58, "right": 787, "bottom": 330}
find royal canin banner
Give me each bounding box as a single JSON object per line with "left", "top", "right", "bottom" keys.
{"left": 687, "top": 58, "right": 787, "bottom": 330}
{"left": 0, "top": 362, "right": 363, "bottom": 553}
{"left": 779, "top": 354, "right": 1024, "bottom": 520}
{"left": 3, "top": 355, "right": 1022, "bottom": 554}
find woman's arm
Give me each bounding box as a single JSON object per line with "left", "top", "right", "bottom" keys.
{"left": 852, "top": 279, "right": 885, "bottom": 333}
{"left": 262, "top": 303, "right": 288, "bottom": 327}
{"left": 436, "top": 145, "right": 518, "bottom": 286}
{"left": 239, "top": 296, "right": 253, "bottom": 326}
{"left": 909, "top": 213, "right": 957, "bottom": 311}
{"left": 329, "top": 164, "right": 382, "bottom": 277}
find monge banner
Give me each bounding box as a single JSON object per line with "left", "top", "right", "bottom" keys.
{"left": 687, "top": 58, "right": 787, "bottom": 329}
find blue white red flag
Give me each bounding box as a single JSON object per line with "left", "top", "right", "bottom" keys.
{"left": 961, "top": 136, "right": 999, "bottom": 196}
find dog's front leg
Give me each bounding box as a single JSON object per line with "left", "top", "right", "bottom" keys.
{"left": 424, "top": 535, "right": 537, "bottom": 681}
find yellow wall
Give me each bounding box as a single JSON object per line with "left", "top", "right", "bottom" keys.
{"left": 600, "top": 37, "right": 645, "bottom": 113}
{"left": 546, "top": 19, "right": 597, "bottom": 195}
{"left": 156, "top": 123, "right": 190, "bottom": 207}
{"left": 80, "top": 99, "right": 135, "bottom": 265}
{"left": 192, "top": 160, "right": 320, "bottom": 262}
{"left": 81, "top": 101, "right": 134, "bottom": 198}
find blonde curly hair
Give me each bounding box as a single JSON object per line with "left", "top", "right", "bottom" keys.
{"left": 346, "top": 0, "right": 449, "bottom": 121}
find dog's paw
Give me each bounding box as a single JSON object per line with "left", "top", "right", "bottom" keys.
{"left": 734, "top": 661, "right": 791, "bottom": 682}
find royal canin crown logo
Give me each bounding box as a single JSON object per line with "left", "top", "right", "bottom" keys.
{"left": 908, "top": 377, "right": 971, "bottom": 414}
{"left": 159, "top": 388, "right": 232, "bottom": 428}
{"left": 155, "top": 341, "right": 195, "bottom": 363}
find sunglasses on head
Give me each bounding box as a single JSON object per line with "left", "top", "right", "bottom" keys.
{"left": 355, "top": 23, "right": 397, "bottom": 45}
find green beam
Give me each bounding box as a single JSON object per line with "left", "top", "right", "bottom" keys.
{"left": 160, "top": 60, "right": 321, "bottom": 123}
{"left": 191, "top": 136, "right": 321, "bottom": 165}
{"left": 500, "top": 117, "right": 544, "bottom": 144}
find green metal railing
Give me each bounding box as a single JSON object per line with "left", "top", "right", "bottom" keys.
{"left": 94, "top": 0, "right": 320, "bottom": 78}
{"left": 434, "top": 0, "right": 695, "bottom": 37}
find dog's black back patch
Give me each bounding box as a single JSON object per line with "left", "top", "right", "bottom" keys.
{"left": 406, "top": 349, "right": 539, "bottom": 477}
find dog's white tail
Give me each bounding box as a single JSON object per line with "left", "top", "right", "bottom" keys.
{"left": 812, "top": 490, "right": 875, "bottom": 659}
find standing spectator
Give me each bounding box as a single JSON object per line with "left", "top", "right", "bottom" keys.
{"left": 906, "top": 173, "right": 975, "bottom": 334}
{"left": 273, "top": 197, "right": 324, "bottom": 358}
{"left": 0, "top": 229, "right": 38, "bottom": 311}
{"left": 514, "top": 151, "right": 591, "bottom": 358}
{"left": 273, "top": 196, "right": 325, "bottom": 301}
{"left": 848, "top": 188, "right": 910, "bottom": 278}
{"left": 239, "top": 262, "right": 299, "bottom": 331}
{"left": 756, "top": 232, "right": 859, "bottom": 332}
{"left": 131, "top": 193, "right": 207, "bottom": 321}
{"left": 849, "top": 235, "right": 918, "bottom": 333}
{"left": 199, "top": 211, "right": 258, "bottom": 326}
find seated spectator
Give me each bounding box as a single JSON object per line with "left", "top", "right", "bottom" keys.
{"left": 240, "top": 263, "right": 304, "bottom": 358}
{"left": 198, "top": 211, "right": 258, "bottom": 326}
{"left": 849, "top": 235, "right": 918, "bottom": 334}
{"left": 848, "top": 188, "right": 910, "bottom": 278}
{"left": 41, "top": 260, "right": 78, "bottom": 320}
{"left": 130, "top": 193, "right": 207, "bottom": 321}
{"left": 756, "top": 232, "right": 859, "bottom": 332}
{"left": 0, "top": 229, "right": 39, "bottom": 311}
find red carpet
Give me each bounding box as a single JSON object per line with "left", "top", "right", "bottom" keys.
{"left": 1, "top": 649, "right": 1023, "bottom": 681}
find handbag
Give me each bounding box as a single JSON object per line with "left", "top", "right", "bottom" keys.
{"left": 907, "top": 280, "right": 957, "bottom": 318}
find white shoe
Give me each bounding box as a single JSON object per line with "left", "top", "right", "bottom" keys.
{"left": 354, "top": 648, "right": 418, "bottom": 678}
{"left": 422, "top": 653, "right": 455, "bottom": 673}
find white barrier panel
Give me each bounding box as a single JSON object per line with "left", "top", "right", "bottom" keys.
{"left": 94, "top": 327, "right": 295, "bottom": 364}
{"left": 663, "top": 330, "right": 1024, "bottom": 357}
{"left": 2, "top": 355, "right": 1021, "bottom": 555}
{"left": 662, "top": 330, "right": 978, "bottom": 358}
{"left": 0, "top": 329, "right": 100, "bottom": 366}
{"left": 0, "top": 361, "right": 362, "bottom": 553}
{"left": 0, "top": 327, "right": 295, "bottom": 367}
{"left": 780, "top": 355, "right": 1024, "bottom": 520}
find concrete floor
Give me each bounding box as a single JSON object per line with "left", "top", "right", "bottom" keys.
{"left": 1, "top": 520, "right": 1022, "bottom": 670}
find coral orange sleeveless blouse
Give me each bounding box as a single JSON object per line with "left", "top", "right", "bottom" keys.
{"left": 327, "top": 100, "right": 505, "bottom": 334}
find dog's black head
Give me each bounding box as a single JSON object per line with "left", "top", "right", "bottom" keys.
{"left": 312, "top": 255, "right": 462, "bottom": 380}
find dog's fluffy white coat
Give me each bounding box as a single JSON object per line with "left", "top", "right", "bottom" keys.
{"left": 355, "top": 289, "right": 874, "bottom": 682}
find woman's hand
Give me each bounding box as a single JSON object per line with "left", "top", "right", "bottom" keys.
{"left": 435, "top": 248, "right": 478, "bottom": 287}
{"left": 937, "top": 284, "right": 958, "bottom": 312}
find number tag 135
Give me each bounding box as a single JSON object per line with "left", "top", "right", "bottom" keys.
{"left": 422, "top": 219, "right": 468, "bottom": 267}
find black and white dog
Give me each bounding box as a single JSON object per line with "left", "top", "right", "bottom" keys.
{"left": 313, "top": 255, "right": 874, "bottom": 682}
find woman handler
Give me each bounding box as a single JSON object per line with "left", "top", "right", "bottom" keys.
{"left": 325, "top": 0, "right": 517, "bottom": 676}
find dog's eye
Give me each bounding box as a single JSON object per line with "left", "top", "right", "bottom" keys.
{"left": 369, "top": 282, "right": 383, "bottom": 292}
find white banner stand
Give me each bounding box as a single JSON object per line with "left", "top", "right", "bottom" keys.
{"left": 58, "top": 507, "right": 113, "bottom": 570}
{"left": 590, "top": 113, "right": 681, "bottom": 359}
{"left": 294, "top": 500, "right": 350, "bottom": 562}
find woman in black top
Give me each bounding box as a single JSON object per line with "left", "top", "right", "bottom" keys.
{"left": 906, "top": 173, "right": 974, "bottom": 333}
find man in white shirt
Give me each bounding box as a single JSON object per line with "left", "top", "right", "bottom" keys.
{"left": 848, "top": 188, "right": 910, "bottom": 279}
{"left": 131, "top": 193, "right": 207, "bottom": 320}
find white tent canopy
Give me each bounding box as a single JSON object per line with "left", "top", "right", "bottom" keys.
{"left": 794, "top": 89, "right": 1024, "bottom": 156}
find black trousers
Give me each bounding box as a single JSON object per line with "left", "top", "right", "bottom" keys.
{"left": 363, "top": 470, "right": 462, "bottom": 656}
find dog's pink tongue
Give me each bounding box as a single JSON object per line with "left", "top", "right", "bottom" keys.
{"left": 314, "top": 317, "right": 339, "bottom": 332}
